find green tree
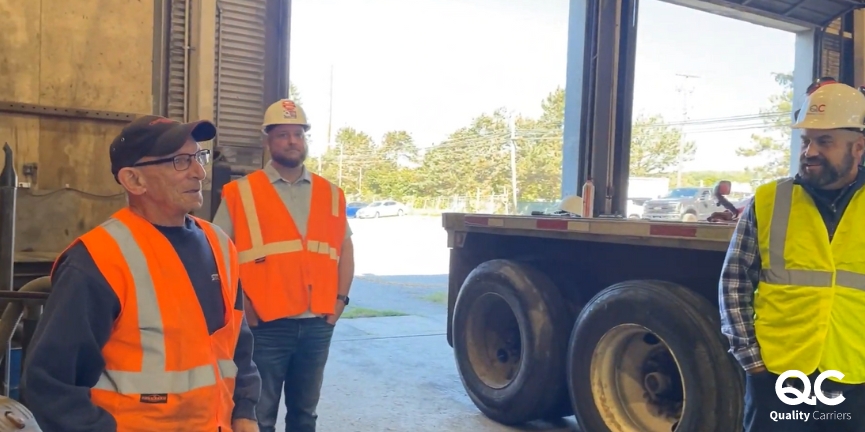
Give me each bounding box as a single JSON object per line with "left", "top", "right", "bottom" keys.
{"left": 319, "top": 127, "right": 375, "bottom": 196}
{"left": 673, "top": 170, "right": 753, "bottom": 187}
{"left": 362, "top": 131, "right": 422, "bottom": 199}
{"left": 378, "top": 131, "right": 420, "bottom": 166}
{"left": 515, "top": 88, "right": 564, "bottom": 200}
{"left": 417, "top": 110, "right": 511, "bottom": 197}
{"left": 629, "top": 114, "right": 696, "bottom": 176}
{"left": 735, "top": 72, "right": 793, "bottom": 181}
{"left": 288, "top": 81, "right": 303, "bottom": 104}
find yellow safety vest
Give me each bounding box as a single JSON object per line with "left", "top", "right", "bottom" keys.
{"left": 753, "top": 177, "right": 865, "bottom": 384}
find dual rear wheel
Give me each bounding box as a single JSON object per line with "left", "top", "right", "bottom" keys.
{"left": 452, "top": 260, "right": 744, "bottom": 431}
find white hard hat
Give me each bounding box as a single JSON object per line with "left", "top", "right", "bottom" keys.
{"left": 559, "top": 195, "right": 583, "bottom": 216}
{"left": 262, "top": 99, "right": 310, "bottom": 133}
{"left": 792, "top": 78, "right": 865, "bottom": 130}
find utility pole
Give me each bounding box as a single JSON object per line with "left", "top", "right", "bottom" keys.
{"left": 675, "top": 73, "right": 699, "bottom": 187}
{"left": 508, "top": 113, "right": 518, "bottom": 212}
{"left": 325, "top": 64, "right": 333, "bottom": 176}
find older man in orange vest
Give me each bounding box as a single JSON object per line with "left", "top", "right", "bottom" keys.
{"left": 22, "top": 115, "right": 261, "bottom": 432}
{"left": 213, "top": 99, "right": 354, "bottom": 432}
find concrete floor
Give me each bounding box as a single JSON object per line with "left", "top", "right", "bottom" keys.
{"left": 270, "top": 216, "right": 579, "bottom": 431}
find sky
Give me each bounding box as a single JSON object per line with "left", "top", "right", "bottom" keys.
{"left": 288, "top": 0, "right": 797, "bottom": 172}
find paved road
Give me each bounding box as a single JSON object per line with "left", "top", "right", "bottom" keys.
{"left": 272, "top": 216, "right": 578, "bottom": 431}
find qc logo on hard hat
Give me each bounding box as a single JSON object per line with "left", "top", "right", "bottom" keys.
{"left": 281, "top": 100, "right": 298, "bottom": 119}
{"left": 808, "top": 104, "right": 826, "bottom": 114}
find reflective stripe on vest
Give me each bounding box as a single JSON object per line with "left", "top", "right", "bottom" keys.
{"left": 234, "top": 175, "right": 340, "bottom": 264}
{"left": 761, "top": 178, "right": 865, "bottom": 290}
{"left": 91, "top": 218, "right": 238, "bottom": 395}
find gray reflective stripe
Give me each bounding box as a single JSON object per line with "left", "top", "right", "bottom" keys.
{"left": 93, "top": 365, "right": 218, "bottom": 394}
{"left": 219, "top": 359, "right": 238, "bottom": 379}
{"left": 762, "top": 179, "right": 865, "bottom": 289}
{"left": 102, "top": 219, "right": 165, "bottom": 371}
{"left": 93, "top": 217, "right": 233, "bottom": 395}
{"left": 837, "top": 270, "right": 865, "bottom": 289}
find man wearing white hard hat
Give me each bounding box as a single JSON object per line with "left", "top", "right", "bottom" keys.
{"left": 719, "top": 77, "right": 865, "bottom": 431}
{"left": 213, "top": 100, "right": 354, "bottom": 432}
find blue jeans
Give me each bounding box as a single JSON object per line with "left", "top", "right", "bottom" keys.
{"left": 251, "top": 317, "right": 335, "bottom": 432}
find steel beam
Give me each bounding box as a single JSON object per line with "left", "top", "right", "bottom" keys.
{"left": 0, "top": 102, "right": 139, "bottom": 123}
{"left": 789, "top": 30, "right": 816, "bottom": 176}
{"left": 561, "top": 0, "right": 638, "bottom": 217}
{"left": 561, "top": 0, "right": 589, "bottom": 199}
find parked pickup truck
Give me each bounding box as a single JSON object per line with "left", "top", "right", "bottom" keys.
{"left": 642, "top": 186, "right": 728, "bottom": 221}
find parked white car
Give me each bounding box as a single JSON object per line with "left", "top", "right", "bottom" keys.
{"left": 356, "top": 200, "right": 408, "bottom": 218}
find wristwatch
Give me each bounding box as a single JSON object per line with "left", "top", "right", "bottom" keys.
{"left": 337, "top": 294, "right": 350, "bottom": 305}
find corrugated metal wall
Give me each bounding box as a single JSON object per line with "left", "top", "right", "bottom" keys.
{"left": 214, "top": 0, "right": 268, "bottom": 173}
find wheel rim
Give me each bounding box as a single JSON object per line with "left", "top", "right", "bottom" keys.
{"left": 590, "top": 324, "right": 685, "bottom": 431}
{"left": 464, "top": 292, "right": 522, "bottom": 389}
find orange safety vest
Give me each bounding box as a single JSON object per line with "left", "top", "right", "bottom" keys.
{"left": 220, "top": 169, "right": 346, "bottom": 322}
{"left": 51, "top": 207, "right": 242, "bottom": 432}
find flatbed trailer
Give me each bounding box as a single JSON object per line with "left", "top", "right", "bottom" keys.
{"left": 442, "top": 212, "right": 744, "bottom": 431}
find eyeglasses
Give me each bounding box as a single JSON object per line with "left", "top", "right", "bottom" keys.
{"left": 133, "top": 149, "right": 212, "bottom": 171}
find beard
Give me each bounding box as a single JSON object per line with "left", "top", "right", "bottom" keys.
{"left": 272, "top": 149, "right": 306, "bottom": 168}
{"left": 799, "top": 143, "right": 855, "bottom": 189}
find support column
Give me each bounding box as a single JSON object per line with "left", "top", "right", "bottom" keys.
{"left": 789, "top": 30, "right": 815, "bottom": 177}
{"left": 561, "top": 0, "right": 589, "bottom": 199}
{"left": 561, "top": 0, "right": 638, "bottom": 216}
{"left": 188, "top": 0, "right": 217, "bottom": 219}
{"left": 854, "top": 9, "right": 865, "bottom": 87}
{"left": 261, "top": 0, "right": 293, "bottom": 167}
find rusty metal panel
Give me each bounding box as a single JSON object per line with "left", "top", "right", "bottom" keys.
{"left": 167, "top": 0, "right": 189, "bottom": 121}
{"left": 214, "top": 0, "right": 267, "bottom": 172}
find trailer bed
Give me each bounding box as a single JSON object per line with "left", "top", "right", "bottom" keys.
{"left": 442, "top": 212, "right": 737, "bottom": 252}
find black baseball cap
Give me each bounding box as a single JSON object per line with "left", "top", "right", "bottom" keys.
{"left": 109, "top": 115, "right": 217, "bottom": 181}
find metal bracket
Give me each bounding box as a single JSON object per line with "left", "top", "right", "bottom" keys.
{"left": 0, "top": 101, "right": 140, "bottom": 123}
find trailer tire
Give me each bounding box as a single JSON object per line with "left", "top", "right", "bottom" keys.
{"left": 452, "top": 259, "right": 573, "bottom": 425}
{"left": 567, "top": 280, "right": 743, "bottom": 432}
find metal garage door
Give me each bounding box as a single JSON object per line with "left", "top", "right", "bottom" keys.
{"left": 662, "top": 0, "right": 858, "bottom": 86}
{"left": 665, "top": 0, "right": 864, "bottom": 29}
{"left": 214, "top": 0, "right": 268, "bottom": 173}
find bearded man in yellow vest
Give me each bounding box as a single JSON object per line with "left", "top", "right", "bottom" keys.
{"left": 213, "top": 99, "right": 353, "bottom": 432}
{"left": 720, "top": 78, "right": 865, "bottom": 432}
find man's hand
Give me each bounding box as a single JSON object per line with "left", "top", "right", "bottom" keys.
{"left": 243, "top": 295, "right": 259, "bottom": 327}
{"left": 325, "top": 300, "right": 346, "bottom": 325}
{"left": 232, "top": 418, "right": 259, "bottom": 432}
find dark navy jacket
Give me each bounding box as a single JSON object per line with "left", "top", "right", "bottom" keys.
{"left": 21, "top": 216, "right": 261, "bottom": 432}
